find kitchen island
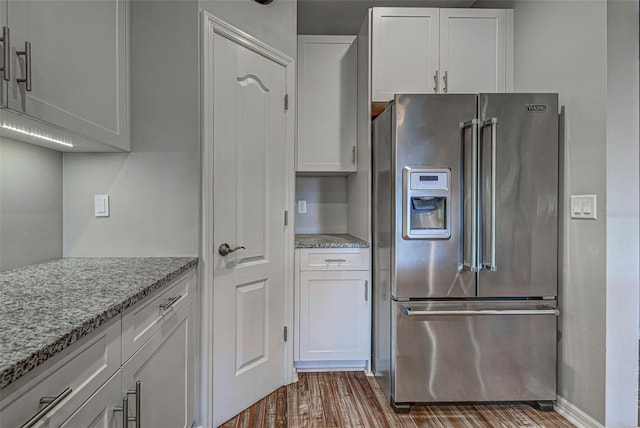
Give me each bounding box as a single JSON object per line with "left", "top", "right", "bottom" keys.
{"left": 0, "top": 257, "right": 197, "bottom": 390}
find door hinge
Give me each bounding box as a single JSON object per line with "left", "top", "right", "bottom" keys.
{"left": 284, "top": 326, "right": 288, "bottom": 342}
{"left": 284, "top": 93, "right": 289, "bottom": 111}
{"left": 284, "top": 210, "right": 289, "bottom": 226}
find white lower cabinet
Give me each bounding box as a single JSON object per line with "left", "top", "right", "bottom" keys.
{"left": 0, "top": 267, "right": 196, "bottom": 428}
{"left": 122, "top": 300, "right": 195, "bottom": 428}
{"left": 295, "top": 248, "right": 371, "bottom": 370}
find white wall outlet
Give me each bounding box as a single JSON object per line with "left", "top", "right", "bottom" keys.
{"left": 570, "top": 194, "right": 597, "bottom": 219}
{"left": 298, "top": 200, "right": 307, "bottom": 214}
{"left": 94, "top": 194, "right": 110, "bottom": 217}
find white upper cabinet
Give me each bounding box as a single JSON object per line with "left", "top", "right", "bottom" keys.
{"left": 3, "top": 0, "right": 129, "bottom": 151}
{"left": 370, "top": 7, "right": 513, "bottom": 103}
{"left": 297, "top": 35, "right": 357, "bottom": 174}
{"left": 439, "top": 9, "right": 511, "bottom": 93}
{"left": 371, "top": 8, "right": 440, "bottom": 102}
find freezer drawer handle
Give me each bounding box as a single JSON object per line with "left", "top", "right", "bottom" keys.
{"left": 401, "top": 306, "right": 559, "bottom": 317}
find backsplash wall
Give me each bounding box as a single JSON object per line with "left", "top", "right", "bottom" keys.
{"left": 0, "top": 138, "right": 62, "bottom": 271}
{"left": 295, "top": 176, "right": 348, "bottom": 234}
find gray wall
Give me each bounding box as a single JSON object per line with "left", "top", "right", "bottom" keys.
{"left": 0, "top": 138, "right": 62, "bottom": 270}
{"left": 63, "top": 0, "right": 200, "bottom": 257}
{"left": 605, "top": 0, "right": 639, "bottom": 424}
{"left": 473, "top": 0, "right": 638, "bottom": 425}
{"left": 295, "top": 176, "right": 348, "bottom": 234}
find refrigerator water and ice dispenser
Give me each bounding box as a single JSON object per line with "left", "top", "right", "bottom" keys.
{"left": 402, "top": 167, "right": 451, "bottom": 239}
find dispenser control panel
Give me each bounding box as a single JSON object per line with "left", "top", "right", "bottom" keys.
{"left": 410, "top": 172, "right": 448, "bottom": 190}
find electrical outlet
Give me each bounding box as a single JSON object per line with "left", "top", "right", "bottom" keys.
{"left": 298, "top": 200, "right": 307, "bottom": 214}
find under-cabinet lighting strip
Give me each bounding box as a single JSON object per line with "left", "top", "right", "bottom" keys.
{"left": 1, "top": 124, "right": 74, "bottom": 147}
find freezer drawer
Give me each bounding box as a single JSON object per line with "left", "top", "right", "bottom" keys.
{"left": 391, "top": 301, "right": 557, "bottom": 404}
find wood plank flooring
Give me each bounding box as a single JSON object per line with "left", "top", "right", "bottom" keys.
{"left": 220, "top": 372, "right": 575, "bottom": 427}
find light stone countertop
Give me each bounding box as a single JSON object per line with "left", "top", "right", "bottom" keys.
{"left": 0, "top": 257, "right": 198, "bottom": 390}
{"left": 295, "top": 234, "right": 370, "bottom": 249}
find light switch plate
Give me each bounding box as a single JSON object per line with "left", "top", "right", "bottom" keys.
{"left": 95, "top": 194, "right": 110, "bottom": 217}
{"left": 298, "top": 200, "right": 307, "bottom": 214}
{"left": 570, "top": 194, "right": 596, "bottom": 219}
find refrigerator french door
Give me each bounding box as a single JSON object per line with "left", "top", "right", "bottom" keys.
{"left": 372, "top": 93, "right": 559, "bottom": 411}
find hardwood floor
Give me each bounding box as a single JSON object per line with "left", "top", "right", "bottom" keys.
{"left": 220, "top": 372, "right": 575, "bottom": 427}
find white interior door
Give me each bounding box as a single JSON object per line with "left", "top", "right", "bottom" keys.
{"left": 210, "top": 29, "right": 288, "bottom": 426}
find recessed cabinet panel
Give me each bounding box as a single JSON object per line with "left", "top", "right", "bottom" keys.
{"left": 299, "top": 271, "right": 369, "bottom": 361}
{"left": 297, "top": 35, "right": 357, "bottom": 173}
{"left": 439, "top": 9, "right": 508, "bottom": 93}
{"left": 6, "top": 0, "right": 129, "bottom": 151}
{"left": 372, "top": 8, "right": 439, "bottom": 102}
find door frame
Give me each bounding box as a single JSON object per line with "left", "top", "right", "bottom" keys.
{"left": 199, "top": 12, "right": 296, "bottom": 427}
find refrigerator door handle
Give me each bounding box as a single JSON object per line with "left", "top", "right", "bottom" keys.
{"left": 481, "top": 118, "right": 498, "bottom": 271}
{"left": 460, "top": 119, "right": 480, "bottom": 272}
{"left": 401, "top": 305, "right": 559, "bottom": 317}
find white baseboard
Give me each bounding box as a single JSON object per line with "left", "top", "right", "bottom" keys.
{"left": 295, "top": 360, "right": 367, "bottom": 372}
{"left": 555, "top": 396, "right": 604, "bottom": 428}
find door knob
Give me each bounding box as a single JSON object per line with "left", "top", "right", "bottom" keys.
{"left": 218, "top": 243, "right": 245, "bottom": 256}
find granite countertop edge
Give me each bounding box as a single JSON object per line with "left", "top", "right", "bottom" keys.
{"left": 295, "top": 234, "right": 370, "bottom": 249}
{"left": 0, "top": 257, "right": 198, "bottom": 391}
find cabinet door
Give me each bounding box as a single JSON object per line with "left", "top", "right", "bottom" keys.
{"left": 60, "top": 372, "right": 123, "bottom": 428}
{"left": 439, "top": 9, "right": 510, "bottom": 93}
{"left": 7, "top": 0, "right": 129, "bottom": 150}
{"left": 297, "top": 35, "right": 357, "bottom": 173}
{"left": 371, "top": 7, "right": 439, "bottom": 102}
{"left": 121, "top": 300, "right": 195, "bottom": 428}
{"left": 298, "top": 270, "right": 370, "bottom": 361}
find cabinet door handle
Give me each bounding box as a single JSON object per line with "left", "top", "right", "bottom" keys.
{"left": 160, "top": 295, "right": 181, "bottom": 310}
{"left": 20, "top": 387, "right": 72, "bottom": 428}
{"left": 16, "top": 41, "right": 32, "bottom": 92}
{"left": 1, "top": 27, "right": 9, "bottom": 81}
{"left": 443, "top": 70, "right": 448, "bottom": 93}
{"left": 433, "top": 70, "right": 439, "bottom": 93}
{"left": 126, "top": 381, "right": 141, "bottom": 427}
{"left": 364, "top": 280, "right": 368, "bottom": 302}
{"left": 352, "top": 145, "right": 356, "bottom": 165}
{"left": 114, "top": 396, "right": 129, "bottom": 428}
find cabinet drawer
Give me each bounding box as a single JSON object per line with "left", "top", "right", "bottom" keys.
{"left": 0, "top": 319, "right": 121, "bottom": 428}
{"left": 298, "top": 249, "right": 370, "bottom": 271}
{"left": 121, "top": 268, "right": 196, "bottom": 363}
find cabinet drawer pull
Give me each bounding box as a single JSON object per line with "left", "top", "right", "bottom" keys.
{"left": 20, "top": 387, "right": 72, "bottom": 428}
{"left": 324, "top": 258, "right": 347, "bottom": 263}
{"left": 1, "top": 27, "right": 9, "bottom": 81}
{"left": 16, "top": 41, "right": 32, "bottom": 92}
{"left": 160, "top": 295, "right": 181, "bottom": 310}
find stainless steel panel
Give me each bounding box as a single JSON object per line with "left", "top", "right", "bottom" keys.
{"left": 392, "top": 300, "right": 557, "bottom": 403}
{"left": 478, "top": 94, "right": 559, "bottom": 297}
{"left": 372, "top": 106, "right": 393, "bottom": 399}
{"left": 392, "top": 94, "right": 476, "bottom": 298}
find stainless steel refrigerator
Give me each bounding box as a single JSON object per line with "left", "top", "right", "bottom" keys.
{"left": 372, "top": 93, "right": 559, "bottom": 412}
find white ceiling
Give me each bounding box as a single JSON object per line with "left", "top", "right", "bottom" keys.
{"left": 297, "top": 0, "right": 476, "bottom": 35}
